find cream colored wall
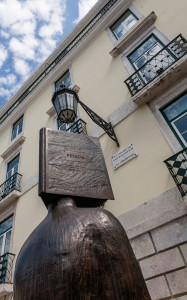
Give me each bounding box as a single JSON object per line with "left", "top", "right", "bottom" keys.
{"left": 12, "top": 185, "right": 47, "bottom": 261}
{"left": 101, "top": 104, "right": 175, "bottom": 216}
{"left": 20, "top": 86, "right": 54, "bottom": 182}
{"left": 134, "top": 0, "right": 187, "bottom": 39}
{"left": 0, "top": 125, "right": 11, "bottom": 181}
{"left": 72, "top": 30, "right": 129, "bottom": 132}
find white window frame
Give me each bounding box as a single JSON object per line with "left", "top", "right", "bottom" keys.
{"left": 171, "top": 112, "right": 187, "bottom": 147}
{"left": 106, "top": 4, "right": 143, "bottom": 45}
{"left": 0, "top": 214, "right": 15, "bottom": 258}
{"left": 121, "top": 27, "right": 170, "bottom": 75}
{"left": 3, "top": 147, "right": 22, "bottom": 183}
{"left": 149, "top": 78, "right": 187, "bottom": 153}
{"left": 9, "top": 112, "right": 25, "bottom": 146}
{"left": 0, "top": 217, "right": 13, "bottom": 256}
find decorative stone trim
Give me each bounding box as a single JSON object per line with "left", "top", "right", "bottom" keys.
{"left": 0, "top": 284, "right": 13, "bottom": 298}
{"left": 109, "top": 11, "right": 157, "bottom": 57}
{"left": 118, "top": 187, "right": 187, "bottom": 239}
{"left": 0, "top": 191, "right": 20, "bottom": 211}
{"left": 46, "top": 106, "right": 56, "bottom": 117}
{"left": 1, "top": 136, "right": 26, "bottom": 160}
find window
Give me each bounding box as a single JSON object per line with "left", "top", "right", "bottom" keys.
{"left": 0, "top": 216, "right": 13, "bottom": 256}
{"left": 55, "top": 70, "right": 71, "bottom": 91}
{"left": 110, "top": 10, "right": 138, "bottom": 40}
{"left": 5, "top": 154, "right": 20, "bottom": 195}
{"left": 0, "top": 216, "right": 13, "bottom": 284}
{"left": 161, "top": 93, "right": 187, "bottom": 148}
{"left": 11, "top": 116, "right": 23, "bottom": 141}
{"left": 127, "top": 35, "right": 174, "bottom": 83}
{"left": 7, "top": 154, "right": 20, "bottom": 179}
{"left": 57, "top": 118, "right": 78, "bottom": 133}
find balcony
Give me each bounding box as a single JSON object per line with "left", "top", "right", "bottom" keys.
{"left": 0, "top": 253, "right": 15, "bottom": 297}
{"left": 164, "top": 148, "right": 187, "bottom": 198}
{"left": 125, "top": 34, "right": 187, "bottom": 97}
{"left": 0, "top": 173, "right": 22, "bottom": 200}
{"left": 0, "top": 253, "right": 15, "bottom": 285}
{"left": 65, "top": 119, "right": 87, "bottom": 135}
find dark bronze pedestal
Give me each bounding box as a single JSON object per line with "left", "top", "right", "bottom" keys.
{"left": 14, "top": 197, "right": 150, "bottom": 300}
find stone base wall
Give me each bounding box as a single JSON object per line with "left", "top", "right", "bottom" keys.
{"left": 118, "top": 187, "right": 187, "bottom": 300}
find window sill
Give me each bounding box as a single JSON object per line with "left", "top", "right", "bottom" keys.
{"left": 46, "top": 84, "right": 80, "bottom": 117}
{"left": 0, "top": 190, "right": 21, "bottom": 210}
{"left": 109, "top": 11, "right": 157, "bottom": 58}
{"left": 0, "top": 283, "right": 13, "bottom": 297}
{"left": 1, "top": 135, "right": 26, "bottom": 160}
{"left": 131, "top": 54, "right": 187, "bottom": 106}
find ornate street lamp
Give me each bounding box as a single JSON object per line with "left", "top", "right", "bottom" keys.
{"left": 52, "top": 84, "right": 119, "bottom": 146}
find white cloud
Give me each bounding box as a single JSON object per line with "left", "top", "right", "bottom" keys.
{"left": 10, "top": 20, "right": 36, "bottom": 36}
{"left": 75, "top": 0, "right": 99, "bottom": 23}
{"left": 13, "top": 58, "right": 31, "bottom": 77}
{"left": 0, "top": 74, "right": 17, "bottom": 86}
{"left": 1, "top": 30, "right": 10, "bottom": 39}
{"left": 0, "top": 44, "right": 8, "bottom": 68}
{"left": 0, "top": 0, "right": 34, "bottom": 28}
{"left": 9, "top": 37, "right": 38, "bottom": 60}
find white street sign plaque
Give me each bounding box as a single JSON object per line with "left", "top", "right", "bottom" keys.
{"left": 112, "top": 144, "right": 138, "bottom": 169}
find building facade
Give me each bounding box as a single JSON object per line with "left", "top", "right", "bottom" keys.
{"left": 0, "top": 0, "right": 186, "bottom": 299}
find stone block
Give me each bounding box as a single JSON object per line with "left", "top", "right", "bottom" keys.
{"left": 176, "top": 296, "right": 187, "bottom": 300}
{"left": 166, "top": 268, "right": 187, "bottom": 295}
{"left": 130, "top": 233, "right": 155, "bottom": 260}
{"left": 140, "top": 248, "right": 185, "bottom": 279}
{"left": 180, "top": 243, "right": 187, "bottom": 263}
{"left": 151, "top": 216, "right": 187, "bottom": 251}
{"left": 146, "top": 276, "right": 171, "bottom": 300}
{"left": 118, "top": 187, "right": 187, "bottom": 239}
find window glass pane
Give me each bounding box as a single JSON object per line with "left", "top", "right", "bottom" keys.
{"left": 110, "top": 10, "right": 138, "bottom": 40}
{"left": 182, "top": 132, "right": 187, "bottom": 143}
{"left": 0, "top": 236, "right": 4, "bottom": 256}
{"left": 124, "top": 14, "right": 137, "bottom": 29}
{"left": 134, "top": 56, "right": 146, "bottom": 69}
{"left": 18, "top": 122, "right": 23, "bottom": 135}
{"left": 128, "top": 36, "right": 157, "bottom": 63}
{"left": 148, "top": 44, "right": 162, "bottom": 57}
{"left": 162, "top": 93, "right": 187, "bottom": 121}
{"left": 11, "top": 117, "right": 23, "bottom": 141}
{"left": 7, "top": 155, "right": 20, "bottom": 173}
{"left": 4, "top": 230, "right": 12, "bottom": 254}
{"left": 0, "top": 217, "right": 13, "bottom": 236}
{"left": 174, "top": 114, "right": 187, "bottom": 141}
{"left": 55, "top": 71, "right": 71, "bottom": 91}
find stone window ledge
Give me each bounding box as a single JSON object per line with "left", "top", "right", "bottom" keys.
{"left": 109, "top": 11, "right": 157, "bottom": 58}
{"left": 0, "top": 190, "right": 21, "bottom": 211}
{"left": 1, "top": 135, "right": 26, "bottom": 160}
{"left": 132, "top": 54, "right": 187, "bottom": 106}
{"left": 46, "top": 84, "right": 80, "bottom": 117}
{"left": 0, "top": 283, "right": 13, "bottom": 297}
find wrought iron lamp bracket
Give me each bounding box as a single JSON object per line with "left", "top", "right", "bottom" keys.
{"left": 77, "top": 97, "right": 119, "bottom": 147}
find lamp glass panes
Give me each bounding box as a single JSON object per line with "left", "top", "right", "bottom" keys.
{"left": 52, "top": 87, "right": 78, "bottom": 124}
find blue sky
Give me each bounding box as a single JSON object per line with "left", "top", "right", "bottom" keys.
{"left": 0, "top": 0, "right": 98, "bottom": 108}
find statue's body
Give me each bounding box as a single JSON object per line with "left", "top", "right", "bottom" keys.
{"left": 14, "top": 198, "right": 150, "bottom": 300}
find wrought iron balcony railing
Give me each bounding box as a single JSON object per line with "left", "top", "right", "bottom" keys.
{"left": 0, "top": 173, "right": 22, "bottom": 200}
{"left": 164, "top": 148, "right": 187, "bottom": 197}
{"left": 0, "top": 253, "right": 15, "bottom": 284}
{"left": 66, "top": 119, "right": 87, "bottom": 135}
{"left": 125, "top": 34, "right": 187, "bottom": 96}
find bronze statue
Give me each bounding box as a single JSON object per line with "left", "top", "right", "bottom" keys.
{"left": 14, "top": 129, "right": 150, "bottom": 299}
